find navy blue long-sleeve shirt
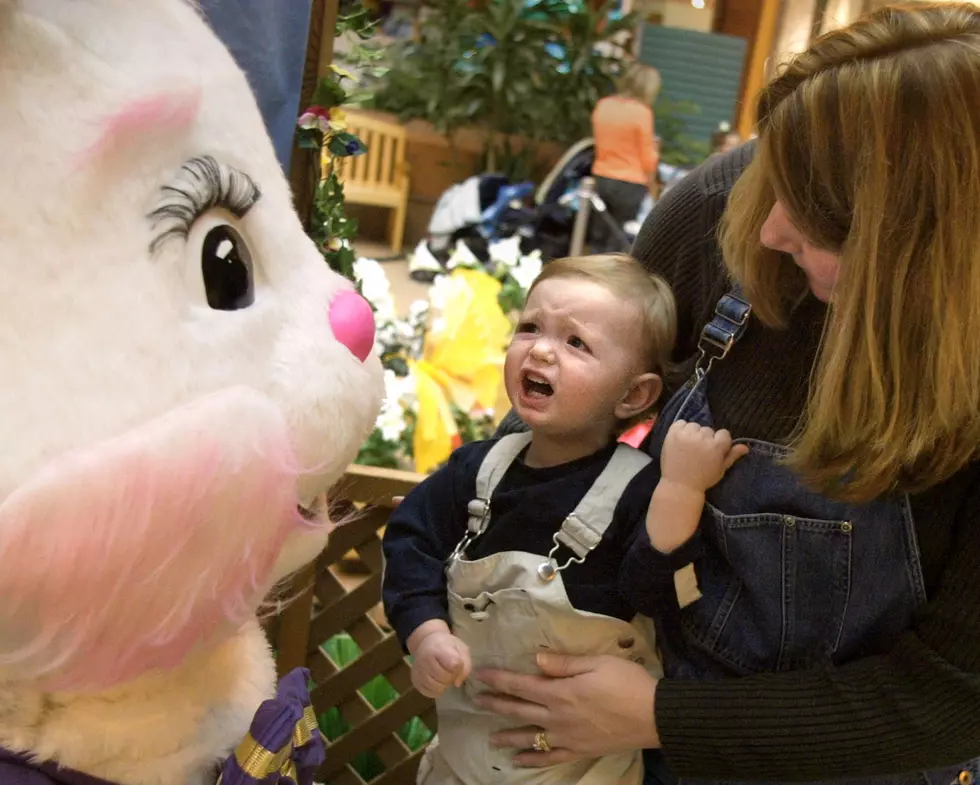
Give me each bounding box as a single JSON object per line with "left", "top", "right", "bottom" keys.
{"left": 381, "top": 438, "right": 674, "bottom": 649}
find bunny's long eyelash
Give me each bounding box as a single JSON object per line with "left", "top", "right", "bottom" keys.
{"left": 148, "top": 156, "right": 260, "bottom": 253}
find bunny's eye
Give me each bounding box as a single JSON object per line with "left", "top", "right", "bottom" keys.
{"left": 200, "top": 225, "right": 254, "bottom": 310}
{"left": 148, "top": 156, "right": 262, "bottom": 311}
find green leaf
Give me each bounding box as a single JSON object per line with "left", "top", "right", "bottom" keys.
{"left": 297, "top": 134, "right": 321, "bottom": 150}
{"left": 366, "top": 0, "right": 655, "bottom": 157}
{"left": 398, "top": 717, "right": 434, "bottom": 751}
{"left": 318, "top": 707, "right": 348, "bottom": 740}
{"left": 333, "top": 245, "right": 356, "bottom": 276}
{"left": 491, "top": 59, "right": 506, "bottom": 95}
{"left": 311, "top": 78, "right": 347, "bottom": 108}
{"left": 327, "top": 131, "right": 368, "bottom": 158}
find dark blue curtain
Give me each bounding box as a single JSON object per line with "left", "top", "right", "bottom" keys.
{"left": 199, "top": 0, "right": 314, "bottom": 173}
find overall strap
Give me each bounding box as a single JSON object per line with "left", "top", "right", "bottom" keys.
{"left": 695, "top": 282, "right": 752, "bottom": 376}
{"left": 539, "top": 444, "right": 651, "bottom": 581}
{"left": 558, "top": 444, "right": 652, "bottom": 556}
{"left": 468, "top": 432, "right": 533, "bottom": 536}
{"left": 447, "top": 433, "right": 532, "bottom": 564}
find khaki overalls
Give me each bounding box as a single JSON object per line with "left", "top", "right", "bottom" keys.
{"left": 418, "top": 433, "right": 663, "bottom": 785}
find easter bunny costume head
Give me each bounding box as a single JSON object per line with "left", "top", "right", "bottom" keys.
{"left": 0, "top": 1, "right": 383, "bottom": 783}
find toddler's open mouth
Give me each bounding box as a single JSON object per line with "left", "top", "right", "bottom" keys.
{"left": 522, "top": 372, "right": 554, "bottom": 397}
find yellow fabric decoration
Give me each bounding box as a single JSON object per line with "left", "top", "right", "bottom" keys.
{"left": 412, "top": 268, "right": 513, "bottom": 474}
{"left": 226, "top": 706, "right": 320, "bottom": 783}
{"left": 293, "top": 705, "right": 319, "bottom": 747}
{"left": 233, "top": 734, "right": 291, "bottom": 779}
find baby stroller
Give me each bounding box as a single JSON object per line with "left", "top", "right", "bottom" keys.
{"left": 505, "top": 137, "right": 645, "bottom": 258}
{"left": 409, "top": 173, "right": 536, "bottom": 282}
{"left": 408, "top": 138, "right": 656, "bottom": 281}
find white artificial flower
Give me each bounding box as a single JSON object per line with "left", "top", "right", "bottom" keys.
{"left": 488, "top": 235, "right": 522, "bottom": 270}
{"left": 372, "top": 325, "right": 393, "bottom": 358}
{"left": 353, "top": 257, "right": 396, "bottom": 317}
{"left": 375, "top": 370, "right": 416, "bottom": 442}
{"left": 378, "top": 318, "right": 399, "bottom": 338}
{"left": 408, "top": 299, "right": 430, "bottom": 324}
{"left": 353, "top": 256, "right": 385, "bottom": 285}
{"left": 375, "top": 312, "right": 423, "bottom": 360}
{"left": 427, "top": 273, "right": 458, "bottom": 315}
{"left": 376, "top": 404, "right": 405, "bottom": 442}
{"left": 395, "top": 319, "right": 417, "bottom": 342}
{"left": 393, "top": 371, "right": 417, "bottom": 406}
{"left": 447, "top": 239, "right": 481, "bottom": 270}
{"left": 510, "top": 251, "right": 543, "bottom": 291}
{"left": 393, "top": 371, "right": 419, "bottom": 420}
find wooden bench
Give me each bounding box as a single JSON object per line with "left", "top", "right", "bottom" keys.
{"left": 333, "top": 110, "right": 411, "bottom": 254}
{"left": 265, "top": 464, "right": 431, "bottom": 785}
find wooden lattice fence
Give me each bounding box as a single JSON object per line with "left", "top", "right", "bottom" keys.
{"left": 264, "top": 465, "right": 434, "bottom": 785}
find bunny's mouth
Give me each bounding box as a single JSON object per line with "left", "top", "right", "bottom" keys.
{"left": 297, "top": 493, "right": 332, "bottom": 527}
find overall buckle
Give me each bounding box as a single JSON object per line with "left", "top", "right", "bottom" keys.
{"left": 696, "top": 292, "right": 751, "bottom": 376}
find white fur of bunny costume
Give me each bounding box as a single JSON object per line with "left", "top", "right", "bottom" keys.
{"left": 0, "top": 1, "right": 383, "bottom": 784}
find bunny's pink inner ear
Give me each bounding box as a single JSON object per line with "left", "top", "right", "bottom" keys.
{"left": 0, "top": 387, "right": 303, "bottom": 692}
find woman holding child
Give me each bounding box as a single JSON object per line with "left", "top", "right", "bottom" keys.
{"left": 479, "top": 2, "right": 980, "bottom": 783}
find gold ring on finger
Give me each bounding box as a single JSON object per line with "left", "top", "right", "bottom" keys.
{"left": 532, "top": 730, "right": 551, "bottom": 752}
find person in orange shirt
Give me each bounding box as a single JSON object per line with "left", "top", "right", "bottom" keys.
{"left": 590, "top": 64, "right": 661, "bottom": 252}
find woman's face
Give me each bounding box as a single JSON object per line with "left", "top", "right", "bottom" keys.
{"left": 760, "top": 201, "right": 841, "bottom": 302}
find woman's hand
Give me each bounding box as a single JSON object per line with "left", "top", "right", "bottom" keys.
{"left": 474, "top": 653, "right": 660, "bottom": 767}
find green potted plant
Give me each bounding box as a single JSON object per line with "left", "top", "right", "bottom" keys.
{"left": 371, "top": 0, "right": 637, "bottom": 179}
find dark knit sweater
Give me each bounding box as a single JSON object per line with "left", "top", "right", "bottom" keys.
{"left": 499, "top": 144, "right": 980, "bottom": 780}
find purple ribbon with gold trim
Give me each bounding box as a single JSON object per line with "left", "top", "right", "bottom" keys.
{"left": 219, "top": 668, "right": 325, "bottom": 785}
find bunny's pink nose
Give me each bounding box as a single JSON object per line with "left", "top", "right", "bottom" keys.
{"left": 329, "top": 290, "right": 375, "bottom": 363}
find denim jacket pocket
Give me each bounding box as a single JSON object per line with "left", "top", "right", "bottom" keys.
{"left": 679, "top": 503, "right": 854, "bottom": 674}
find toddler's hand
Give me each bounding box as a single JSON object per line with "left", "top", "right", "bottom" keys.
{"left": 661, "top": 420, "right": 748, "bottom": 493}
{"left": 411, "top": 631, "right": 472, "bottom": 698}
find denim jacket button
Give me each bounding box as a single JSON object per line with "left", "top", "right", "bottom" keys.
{"left": 841, "top": 521, "right": 853, "bottom": 533}
{"left": 782, "top": 516, "right": 795, "bottom": 527}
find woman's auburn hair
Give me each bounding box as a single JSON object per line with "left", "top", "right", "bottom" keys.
{"left": 721, "top": 2, "right": 980, "bottom": 502}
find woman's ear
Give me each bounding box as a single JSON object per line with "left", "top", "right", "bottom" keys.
{"left": 615, "top": 373, "right": 662, "bottom": 420}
